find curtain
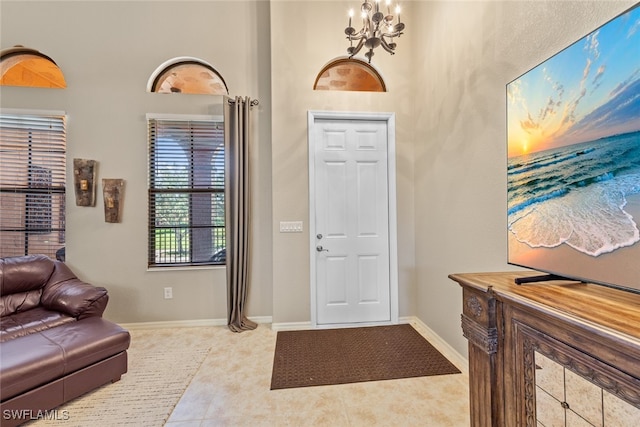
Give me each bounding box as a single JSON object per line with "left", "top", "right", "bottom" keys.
{"left": 224, "top": 96, "right": 258, "bottom": 332}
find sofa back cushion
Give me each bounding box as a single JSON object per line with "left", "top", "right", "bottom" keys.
{"left": 1, "top": 255, "right": 108, "bottom": 320}
{"left": 0, "top": 255, "right": 55, "bottom": 317}
{"left": 0, "top": 290, "right": 43, "bottom": 318}
{"left": 0, "top": 255, "right": 55, "bottom": 295}
{"left": 41, "top": 262, "right": 109, "bottom": 319}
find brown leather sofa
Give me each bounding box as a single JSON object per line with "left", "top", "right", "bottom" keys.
{"left": 0, "top": 255, "right": 130, "bottom": 426}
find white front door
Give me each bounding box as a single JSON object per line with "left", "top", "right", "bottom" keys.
{"left": 309, "top": 111, "right": 397, "bottom": 326}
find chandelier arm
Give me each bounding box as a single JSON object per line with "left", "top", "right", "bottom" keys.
{"left": 382, "top": 30, "right": 403, "bottom": 38}
{"left": 379, "top": 38, "right": 396, "bottom": 54}
{"left": 347, "top": 33, "right": 367, "bottom": 41}
{"left": 348, "top": 38, "right": 366, "bottom": 57}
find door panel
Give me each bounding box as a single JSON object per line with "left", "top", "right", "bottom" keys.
{"left": 356, "top": 161, "right": 381, "bottom": 236}
{"left": 325, "top": 161, "right": 348, "bottom": 237}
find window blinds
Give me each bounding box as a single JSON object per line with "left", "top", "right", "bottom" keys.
{"left": 0, "top": 112, "right": 66, "bottom": 259}
{"left": 147, "top": 117, "right": 225, "bottom": 267}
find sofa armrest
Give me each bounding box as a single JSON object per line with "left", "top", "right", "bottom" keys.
{"left": 41, "top": 262, "right": 109, "bottom": 319}
{"left": 41, "top": 280, "right": 108, "bottom": 319}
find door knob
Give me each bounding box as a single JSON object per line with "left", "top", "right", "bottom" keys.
{"left": 316, "top": 245, "right": 328, "bottom": 252}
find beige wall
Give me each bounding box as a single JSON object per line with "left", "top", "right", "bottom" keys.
{"left": 0, "top": 1, "right": 273, "bottom": 323}
{"left": 269, "top": 1, "right": 417, "bottom": 324}
{"left": 1, "top": 1, "right": 634, "bottom": 356}
{"left": 410, "top": 0, "right": 635, "bottom": 356}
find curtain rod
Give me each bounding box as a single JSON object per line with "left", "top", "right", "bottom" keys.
{"left": 227, "top": 97, "right": 259, "bottom": 107}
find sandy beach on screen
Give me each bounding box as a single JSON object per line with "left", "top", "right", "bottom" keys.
{"left": 508, "top": 192, "right": 640, "bottom": 292}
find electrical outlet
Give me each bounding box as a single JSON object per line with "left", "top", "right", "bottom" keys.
{"left": 164, "top": 287, "right": 173, "bottom": 299}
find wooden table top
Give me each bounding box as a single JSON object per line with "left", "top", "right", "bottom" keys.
{"left": 449, "top": 271, "right": 640, "bottom": 343}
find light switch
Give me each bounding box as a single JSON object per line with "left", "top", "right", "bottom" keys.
{"left": 280, "top": 221, "right": 303, "bottom": 233}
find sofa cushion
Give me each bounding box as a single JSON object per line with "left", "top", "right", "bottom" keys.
{"left": 0, "top": 255, "right": 54, "bottom": 297}
{"left": 0, "top": 317, "right": 130, "bottom": 402}
{"left": 0, "top": 307, "right": 75, "bottom": 343}
{"left": 0, "top": 331, "right": 65, "bottom": 401}
{"left": 39, "top": 317, "right": 131, "bottom": 374}
{"left": 0, "top": 289, "right": 42, "bottom": 318}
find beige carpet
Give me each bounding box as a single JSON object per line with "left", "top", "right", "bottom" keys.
{"left": 29, "top": 327, "right": 214, "bottom": 427}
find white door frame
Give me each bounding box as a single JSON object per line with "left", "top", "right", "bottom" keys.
{"left": 308, "top": 110, "right": 399, "bottom": 328}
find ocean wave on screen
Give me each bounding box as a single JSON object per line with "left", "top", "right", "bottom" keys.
{"left": 508, "top": 171, "right": 617, "bottom": 216}
{"left": 508, "top": 188, "right": 568, "bottom": 216}
{"left": 507, "top": 147, "right": 597, "bottom": 176}
{"left": 508, "top": 173, "right": 640, "bottom": 256}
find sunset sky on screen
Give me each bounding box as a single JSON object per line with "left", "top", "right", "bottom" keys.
{"left": 507, "top": 6, "right": 640, "bottom": 158}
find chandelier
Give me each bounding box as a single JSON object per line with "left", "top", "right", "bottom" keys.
{"left": 345, "top": 0, "right": 405, "bottom": 63}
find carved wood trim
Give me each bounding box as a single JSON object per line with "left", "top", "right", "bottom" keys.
{"left": 522, "top": 334, "right": 539, "bottom": 427}
{"left": 518, "top": 322, "right": 640, "bottom": 425}
{"left": 465, "top": 295, "right": 483, "bottom": 318}
{"left": 461, "top": 313, "right": 498, "bottom": 354}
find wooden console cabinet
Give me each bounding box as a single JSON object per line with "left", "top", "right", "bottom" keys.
{"left": 449, "top": 272, "right": 640, "bottom": 426}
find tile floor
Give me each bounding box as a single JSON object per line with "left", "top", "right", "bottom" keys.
{"left": 164, "top": 322, "right": 470, "bottom": 426}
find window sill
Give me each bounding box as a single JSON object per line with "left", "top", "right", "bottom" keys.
{"left": 146, "top": 265, "right": 226, "bottom": 272}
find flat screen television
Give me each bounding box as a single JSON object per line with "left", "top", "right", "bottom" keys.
{"left": 507, "top": 3, "right": 640, "bottom": 292}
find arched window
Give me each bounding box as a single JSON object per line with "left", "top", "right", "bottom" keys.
{"left": 0, "top": 46, "right": 66, "bottom": 88}
{"left": 147, "top": 57, "right": 228, "bottom": 95}
{"left": 313, "top": 57, "right": 386, "bottom": 92}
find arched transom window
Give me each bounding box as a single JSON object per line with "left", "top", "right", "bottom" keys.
{"left": 147, "top": 57, "right": 228, "bottom": 95}
{"left": 314, "top": 57, "right": 386, "bottom": 92}
{"left": 0, "top": 46, "right": 66, "bottom": 88}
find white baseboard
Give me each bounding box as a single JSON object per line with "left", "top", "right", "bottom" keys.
{"left": 400, "top": 316, "right": 469, "bottom": 375}
{"left": 248, "top": 316, "right": 273, "bottom": 325}
{"left": 120, "top": 316, "right": 273, "bottom": 330}
{"left": 270, "top": 321, "right": 313, "bottom": 331}
{"left": 270, "top": 320, "right": 393, "bottom": 331}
